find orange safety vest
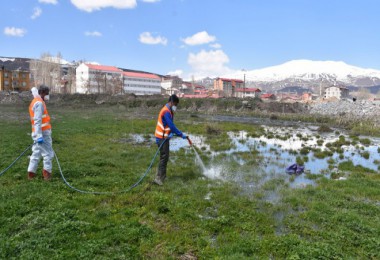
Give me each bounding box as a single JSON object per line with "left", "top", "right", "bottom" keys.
{"left": 29, "top": 97, "right": 51, "bottom": 132}
{"left": 155, "top": 105, "right": 172, "bottom": 139}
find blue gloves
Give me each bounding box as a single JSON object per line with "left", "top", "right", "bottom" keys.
{"left": 166, "top": 133, "right": 187, "bottom": 139}
{"left": 36, "top": 137, "right": 44, "bottom": 144}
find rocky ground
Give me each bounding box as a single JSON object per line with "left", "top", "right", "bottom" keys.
{"left": 308, "top": 99, "right": 380, "bottom": 123}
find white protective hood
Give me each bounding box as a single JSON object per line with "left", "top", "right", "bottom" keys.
{"left": 31, "top": 87, "right": 41, "bottom": 98}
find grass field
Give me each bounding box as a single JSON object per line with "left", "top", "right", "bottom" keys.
{"left": 1, "top": 103, "right": 379, "bottom": 259}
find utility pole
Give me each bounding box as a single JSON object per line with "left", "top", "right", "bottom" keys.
{"left": 242, "top": 69, "right": 246, "bottom": 98}
{"left": 244, "top": 73, "right": 246, "bottom": 89}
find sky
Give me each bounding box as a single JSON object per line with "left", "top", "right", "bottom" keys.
{"left": 2, "top": 0, "right": 380, "bottom": 80}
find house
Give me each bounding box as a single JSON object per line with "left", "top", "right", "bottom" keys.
{"left": 180, "top": 84, "right": 219, "bottom": 98}
{"left": 122, "top": 71, "right": 161, "bottom": 95}
{"left": 76, "top": 63, "right": 123, "bottom": 94}
{"left": 234, "top": 87, "right": 261, "bottom": 98}
{"left": 302, "top": 93, "right": 312, "bottom": 101}
{"left": 161, "top": 75, "right": 183, "bottom": 95}
{"left": 0, "top": 57, "right": 31, "bottom": 92}
{"left": 324, "top": 86, "right": 349, "bottom": 100}
{"left": 277, "top": 93, "right": 302, "bottom": 103}
{"left": 261, "top": 93, "right": 276, "bottom": 101}
{"left": 193, "top": 85, "right": 208, "bottom": 95}
{"left": 180, "top": 82, "right": 195, "bottom": 94}
{"left": 213, "top": 78, "right": 244, "bottom": 97}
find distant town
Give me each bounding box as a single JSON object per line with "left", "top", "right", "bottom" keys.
{"left": 1, "top": 55, "right": 378, "bottom": 103}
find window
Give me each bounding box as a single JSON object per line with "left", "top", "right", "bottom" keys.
{"left": 4, "top": 72, "right": 8, "bottom": 78}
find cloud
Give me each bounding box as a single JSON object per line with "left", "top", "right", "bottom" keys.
{"left": 167, "top": 69, "right": 183, "bottom": 77}
{"left": 4, "top": 27, "right": 27, "bottom": 37}
{"left": 71, "top": 0, "right": 137, "bottom": 12}
{"left": 182, "top": 31, "right": 216, "bottom": 46}
{"left": 85, "top": 31, "right": 102, "bottom": 37}
{"left": 210, "top": 43, "right": 221, "bottom": 49}
{"left": 139, "top": 32, "right": 167, "bottom": 45}
{"left": 31, "top": 7, "right": 42, "bottom": 19}
{"left": 188, "top": 49, "right": 232, "bottom": 78}
{"left": 39, "top": 0, "right": 58, "bottom": 4}
{"left": 141, "top": 0, "right": 160, "bottom": 2}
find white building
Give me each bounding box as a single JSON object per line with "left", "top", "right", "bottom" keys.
{"left": 161, "top": 76, "right": 183, "bottom": 95}
{"left": 122, "top": 71, "right": 161, "bottom": 95}
{"left": 324, "top": 86, "right": 350, "bottom": 100}
{"left": 76, "top": 63, "right": 123, "bottom": 94}
{"left": 234, "top": 88, "right": 262, "bottom": 98}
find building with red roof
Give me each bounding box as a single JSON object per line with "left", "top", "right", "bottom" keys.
{"left": 76, "top": 63, "right": 163, "bottom": 95}
{"left": 122, "top": 71, "right": 161, "bottom": 95}
{"left": 261, "top": 93, "right": 276, "bottom": 101}
{"left": 213, "top": 78, "right": 244, "bottom": 97}
{"left": 76, "top": 63, "right": 123, "bottom": 94}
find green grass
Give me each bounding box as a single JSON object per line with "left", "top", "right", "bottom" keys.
{"left": 1, "top": 104, "right": 380, "bottom": 259}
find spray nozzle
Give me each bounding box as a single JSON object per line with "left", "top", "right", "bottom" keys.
{"left": 187, "top": 136, "right": 192, "bottom": 146}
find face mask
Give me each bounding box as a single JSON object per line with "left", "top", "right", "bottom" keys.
{"left": 44, "top": 95, "right": 50, "bottom": 101}
{"left": 172, "top": 105, "right": 177, "bottom": 112}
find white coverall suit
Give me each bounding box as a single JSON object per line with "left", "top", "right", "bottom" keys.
{"left": 27, "top": 89, "right": 54, "bottom": 174}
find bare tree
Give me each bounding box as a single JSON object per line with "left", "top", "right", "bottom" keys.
{"left": 113, "top": 75, "right": 124, "bottom": 95}
{"left": 108, "top": 74, "right": 123, "bottom": 95}
{"left": 29, "top": 52, "right": 62, "bottom": 93}
{"left": 93, "top": 70, "right": 107, "bottom": 93}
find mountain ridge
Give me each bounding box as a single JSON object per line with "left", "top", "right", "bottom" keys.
{"left": 222, "top": 60, "right": 380, "bottom": 93}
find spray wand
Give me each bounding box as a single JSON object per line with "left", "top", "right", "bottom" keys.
{"left": 186, "top": 136, "right": 192, "bottom": 146}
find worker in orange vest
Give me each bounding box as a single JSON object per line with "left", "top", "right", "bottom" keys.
{"left": 27, "top": 85, "right": 53, "bottom": 180}
{"left": 154, "top": 94, "right": 187, "bottom": 185}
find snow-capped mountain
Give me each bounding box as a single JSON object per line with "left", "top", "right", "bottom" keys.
{"left": 223, "top": 60, "right": 380, "bottom": 93}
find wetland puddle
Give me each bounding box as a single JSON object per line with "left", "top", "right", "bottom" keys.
{"left": 132, "top": 125, "right": 379, "bottom": 195}
{"left": 168, "top": 125, "right": 380, "bottom": 191}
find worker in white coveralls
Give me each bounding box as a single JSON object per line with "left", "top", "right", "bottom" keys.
{"left": 27, "top": 85, "right": 53, "bottom": 180}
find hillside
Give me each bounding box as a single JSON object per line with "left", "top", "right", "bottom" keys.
{"left": 223, "top": 60, "right": 380, "bottom": 93}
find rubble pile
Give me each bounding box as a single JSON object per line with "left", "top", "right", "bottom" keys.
{"left": 309, "top": 100, "right": 380, "bottom": 123}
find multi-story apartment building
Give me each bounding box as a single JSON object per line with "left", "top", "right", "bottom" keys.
{"left": 122, "top": 71, "right": 161, "bottom": 95}
{"left": 324, "top": 86, "right": 350, "bottom": 100}
{"left": 76, "top": 63, "right": 123, "bottom": 94}
{"left": 213, "top": 78, "right": 244, "bottom": 97}
{"left": 0, "top": 57, "right": 31, "bottom": 92}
